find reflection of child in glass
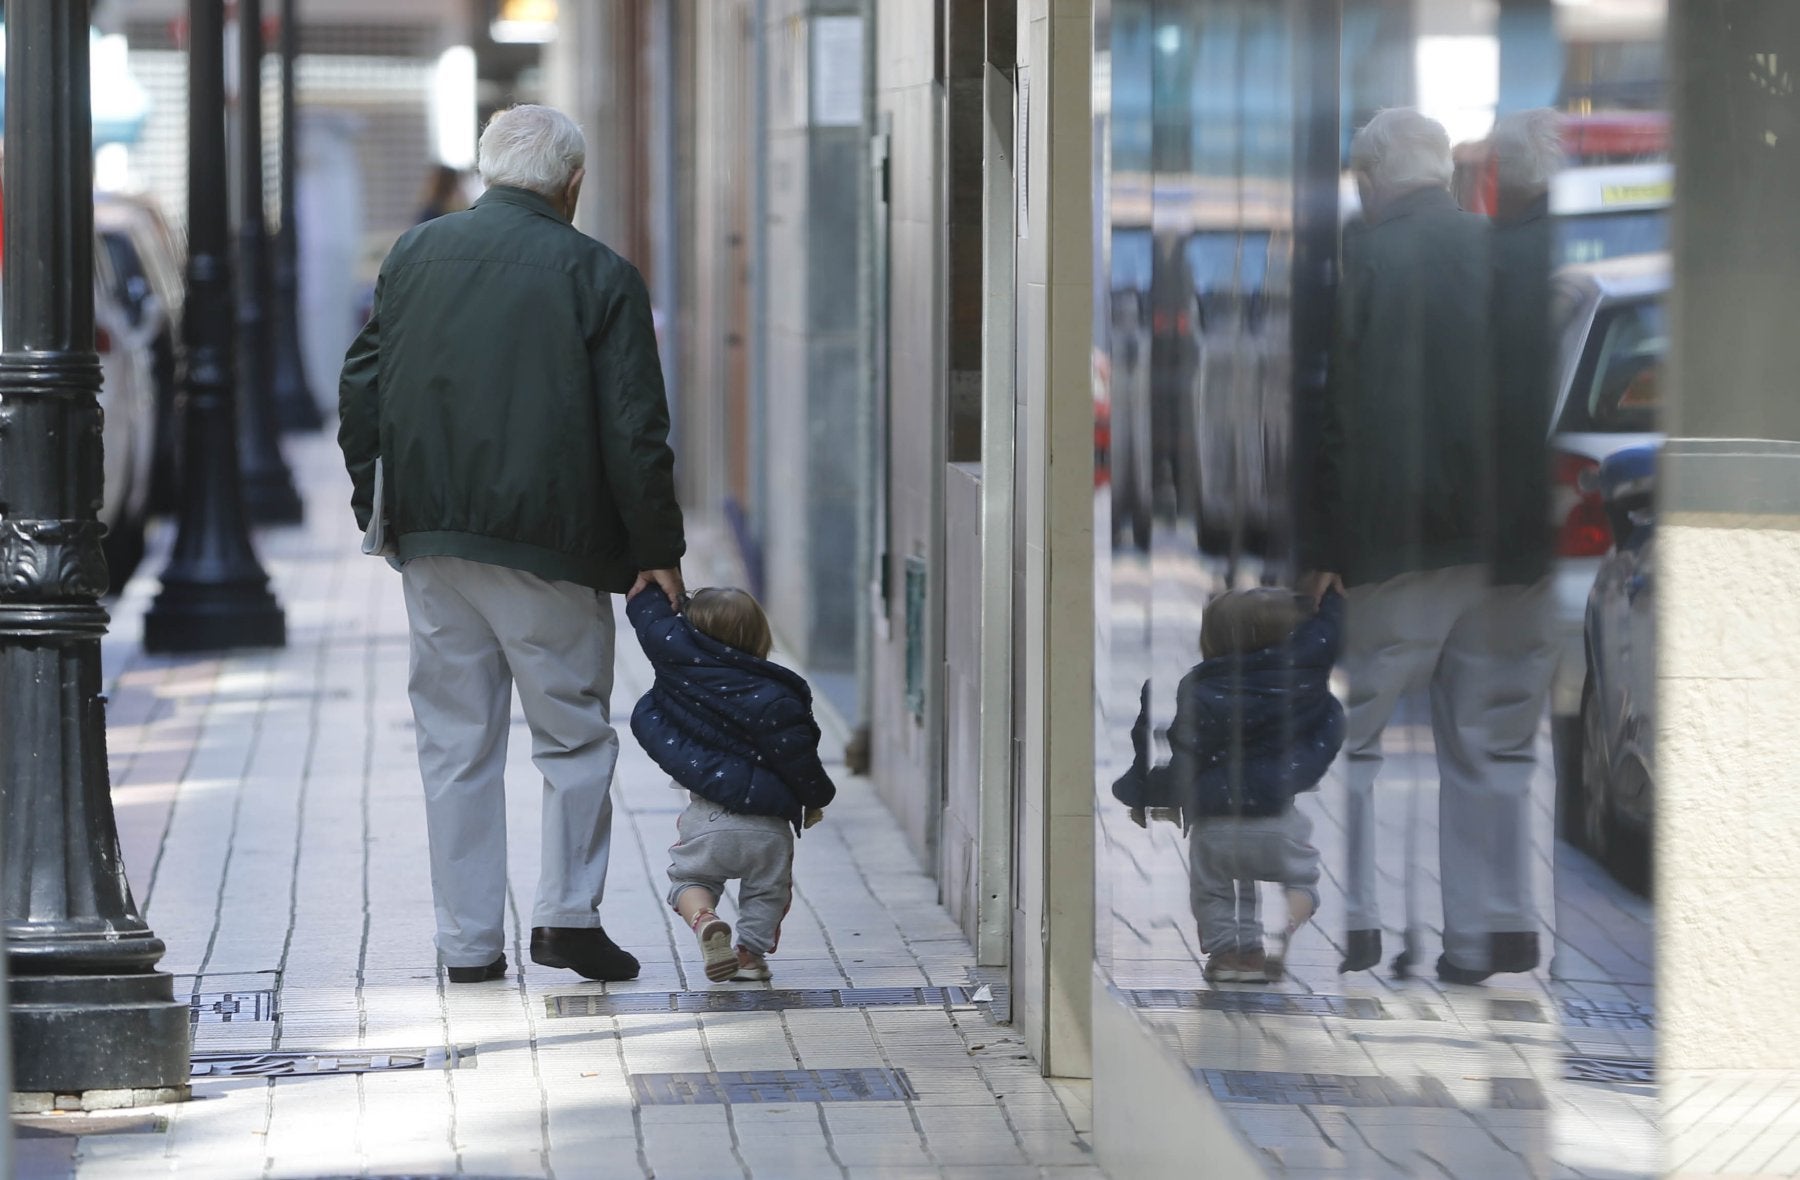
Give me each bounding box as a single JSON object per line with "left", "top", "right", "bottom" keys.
{"left": 1113, "top": 589, "right": 1344, "bottom": 983}
{"left": 629, "top": 588, "right": 836, "bottom": 985}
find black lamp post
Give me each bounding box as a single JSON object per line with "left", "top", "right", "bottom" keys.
{"left": 234, "top": 0, "right": 306, "bottom": 524}
{"left": 0, "top": 0, "right": 192, "bottom": 1105}
{"left": 142, "top": 0, "right": 287, "bottom": 654}
{"left": 270, "top": 0, "right": 323, "bottom": 433}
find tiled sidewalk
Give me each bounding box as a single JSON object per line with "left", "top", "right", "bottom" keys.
{"left": 19, "top": 435, "right": 1098, "bottom": 1180}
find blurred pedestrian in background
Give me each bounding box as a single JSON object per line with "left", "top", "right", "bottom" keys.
{"left": 415, "top": 162, "right": 470, "bottom": 224}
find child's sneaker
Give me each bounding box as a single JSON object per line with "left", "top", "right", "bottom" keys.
{"left": 691, "top": 911, "right": 737, "bottom": 983}
{"left": 1264, "top": 888, "right": 1318, "bottom": 981}
{"left": 1204, "top": 947, "right": 1269, "bottom": 983}
{"left": 732, "top": 947, "right": 772, "bottom": 982}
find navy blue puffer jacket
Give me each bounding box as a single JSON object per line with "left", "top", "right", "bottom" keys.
{"left": 628, "top": 591, "right": 837, "bottom": 830}
{"left": 1113, "top": 592, "right": 1346, "bottom": 821}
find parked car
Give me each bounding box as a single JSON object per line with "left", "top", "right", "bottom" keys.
{"left": 1546, "top": 254, "right": 1666, "bottom": 792}
{"left": 90, "top": 246, "right": 160, "bottom": 590}
{"left": 1563, "top": 444, "right": 1656, "bottom": 893}
{"left": 96, "top": 191, "right": 185, "bottom": 515}
{"left": 0, "top": 262, "right": 159, "bottom": 594}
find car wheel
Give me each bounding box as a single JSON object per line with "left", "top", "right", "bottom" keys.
{"left": 1609, "top": 813, "right": 1653, "bottom": 897}
{"left": 1579, "top": 680, "right": 1613, "bottom": 864}
{"left": 1553, "top": 711, "right": 1585, "bottom": 847}
{"left": 102, "top": 512, "right": 147, "bottom": 596}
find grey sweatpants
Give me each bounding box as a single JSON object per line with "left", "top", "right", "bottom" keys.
{"left": 402, "top": 555, "right": 620, "bottom": 968}
{"left": 1189, "top": 808, "right": 1321, "bottom": 954}
{"left": 1340, "top": 565, "right": 1555, "bottom": 968}
{"left": 666, "top": 795, "right": 795, "bottom": 955}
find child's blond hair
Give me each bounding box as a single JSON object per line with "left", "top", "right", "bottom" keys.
{"left": 1199, "top": 587, "right": 1312, "bottom": 660}
{"left": 684, "top": 588, "right": 773, "bottom": 659}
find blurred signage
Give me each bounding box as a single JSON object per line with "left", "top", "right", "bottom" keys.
{"left": 1602, "top": 181, "right": 1673, "bottom": 206}
{"left": 491, "top": 0, "right": 557, "bottom": 45}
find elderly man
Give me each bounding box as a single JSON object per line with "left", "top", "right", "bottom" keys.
{"left": 1488, "top": 109, "right": 1562, "bottom": 591}
{"left": 339, "top": 105, "right": 684, "bottom": 984}
{"left": 1303, "top": 107, "right": 1555, "bottom": 984}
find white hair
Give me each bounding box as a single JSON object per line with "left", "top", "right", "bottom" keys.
{"left": 477, "top": 104, "right": 586, "bottom": 196}
{"left": 1349, "top": 108, "right": 1453, "bottom": 195}
{"left": 1491, "top": 108, "right": 1564, "bottom": 193}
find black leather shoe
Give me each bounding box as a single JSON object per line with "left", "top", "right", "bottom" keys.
{"left": 531, "top": 926, "right": 640, "bottom": 981}
{"left": 1437, "top": 933, "right": 1540, "bottom": 986}
{"left": 447, "top": 954, "right": 507, "bottom": 983}
{"left": 1339, "top": 929, "right": 1382, "bottom": 973}
{"left": 1489, "top": 931, "right": 1540, "bottom": 974}
{"left": 1436, "top": 954, "right": 1493, "bottom": 985}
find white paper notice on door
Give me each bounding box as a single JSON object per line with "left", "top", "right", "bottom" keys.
{"left": 811, "top": 15, "right": 864, "bottom": 127}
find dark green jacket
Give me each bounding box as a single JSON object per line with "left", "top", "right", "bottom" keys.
{"left": 1488, "top": 197, "right": 1556, "bottom": 586}
{"left": 338, "top": 186, "right": 684, "bottom": 592}
{"left": 1305, "top": 186, "right": 1495, "bottom": 587}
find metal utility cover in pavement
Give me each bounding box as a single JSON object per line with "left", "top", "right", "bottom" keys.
{"left": 1130, "top": 989, "right": 1388, "bottom": 1020}
{"left": 1564, "top": 1054, "right": 1655, "bottom": 1085}
{"left": 1199, "top": 1069, "right": 1459, "bottom": 1108}
{"left": 1487, "top": 998, "right": 1549, "bottom": 1024}
{"left": 1562, "top": 998, "right": 1655, "bottom": 1030}
{"left": 190, "top": 1045, "right": 474, "bottom": 1079}
{"left": 547, "top": 986, "right": 983, "bottom": 1018}
{"left": 190, "top": 990, "right": 277, "bottom": 1024}
{"left": 631, "top": 1068, "right": 916, "bottom": 1106}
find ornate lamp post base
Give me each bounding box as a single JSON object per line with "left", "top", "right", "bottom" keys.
{"left": 9, "top": 973, "right": 191, "bottom": 1110}
{"left": 143, "top": 580, "right": 287, "bottom": 652}
{"left": 241, "top": 470, "right": 307, "bottom": 527}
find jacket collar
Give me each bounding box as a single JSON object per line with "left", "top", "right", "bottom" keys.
{"left": 474, "top": 185, "right": 567, "bottom": 222}
{"left": 1367, "top": 184, "right": 1458, "bottom": 228}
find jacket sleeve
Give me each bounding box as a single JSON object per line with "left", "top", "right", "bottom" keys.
{"left": 338, "top": 270, "right": 384, "bottom": 532}
{"left": 1299, "top": 236, "right": 1366, "bottom": 575}
{"left": 1110, "top": 680, "right": 1183, "bottom": 810}
{"left": 1290, "top": 590, "right": 1345, "bottom": 669}
{"left": 1488, "top": 220, "right": 1555, "bottom": 586}
{"left": 756, "top": 695, "right": 838, "bottom": 810}
{"left": 626, "top": 587, "right": 684, "bottom": 671}
{"left": 590, "top": 265, "right": 686, "bottom": 571}
{"left": 1163, "top": 670, "right": 1232, "bottom": 790}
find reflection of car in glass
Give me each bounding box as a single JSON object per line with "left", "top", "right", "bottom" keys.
{"left": 1547, "top": 254, "right": 1666, "bottom": 741}
{"left": 1563, "top": 444, "right": 1656, "bottom": 893}
{"left": 1549, "top": 163, "right": 1671, "bottom": 266}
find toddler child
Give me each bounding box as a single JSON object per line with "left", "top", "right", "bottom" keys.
{"left": 629, "top": 586, "right": 836, "bottom": 983}
{"left": 1113, "top": 588, "right": 1344, "bottom": 983}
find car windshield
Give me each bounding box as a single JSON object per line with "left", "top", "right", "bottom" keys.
{"left": 1556, "top": 209, "right": 1668, "bottom": 266}
{"left": 1560, "top": 297, "right": 1664, "bottom": 434}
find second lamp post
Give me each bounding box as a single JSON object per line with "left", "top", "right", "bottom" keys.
{"left": 235, "top": 0, "right": 305, "bottom": 524}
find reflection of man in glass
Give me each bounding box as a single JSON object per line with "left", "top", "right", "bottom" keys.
{"left": 1302, "top": 108, "right": 1557, "bottom": 983}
